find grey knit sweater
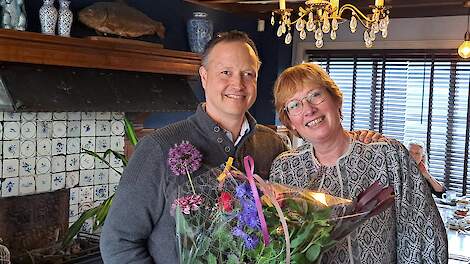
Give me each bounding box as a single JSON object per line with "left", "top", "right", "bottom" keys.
{"left": 99, "top": 105, "right": 287, "bottom": 264}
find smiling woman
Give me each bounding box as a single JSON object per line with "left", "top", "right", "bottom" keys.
{"left": 269, "top": 62, "right": 448, "bottom": 263}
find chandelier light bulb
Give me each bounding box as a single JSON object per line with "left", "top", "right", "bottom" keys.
{"left": 369, "top": 31, "right": 376, "bottom": 42}
{"left": 271, "top": 14, "right": 275, "bottom": 26}
{"left": 350, "top": 16, "right": 357, "bottom": 33}
{"left": 306, "top": 20, "right": 315, "bottom": 31}
{"left": 285, "top": 32, "right": 292, "bottom": 44}
{"left": 300, "top": 29, "right": 307, "bottom": 40}
{"left": 372, "top": 22, "right": 379, "bottom": 34}
{"left": 330, "top": 30, "right": 337, "bottom": 40}
{"left": 315, "top": 27, "right": 323, "bottom": 40}
{"left": 458, "top": 32, "right": 470, "bottom": 59}
{"left": 363, "top": 30, "right": 370, "bottom": 42}
{"left": 332, "top": 18, "right": 338, "bottom": 31}
{"left": 382, "top": 28, "right": 388, "bottom": 38}
{"left": 315, "top": 39, "right": 324, "bottom": 48}
{"left": 277, "top": 25, "right": 283, "bottom": 37}
{"left": 322, "top": 17, "right": 330, "bottom": 33}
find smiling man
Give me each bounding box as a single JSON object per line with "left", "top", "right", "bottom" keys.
{"left": 99, "top": 31, "right": 288, "bottom": 264}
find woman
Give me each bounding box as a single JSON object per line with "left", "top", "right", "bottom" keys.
{"left": 269, "top": 63, "right": 447, "bottom": 263}
{"left": 408, "top": 141, "right": 446, "bottom": 198}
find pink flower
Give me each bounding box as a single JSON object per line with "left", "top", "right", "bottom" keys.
{"left": 171, "top": 194, "right": 204, "bottom": 215}
{"left": 168, "top": 141, "right": 202, "bottom": 176}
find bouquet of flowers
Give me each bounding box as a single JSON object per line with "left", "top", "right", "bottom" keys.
{"left": 168, "top": 141, "right": 394, "bottom": 264}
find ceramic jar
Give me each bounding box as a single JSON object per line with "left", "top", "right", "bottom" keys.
{"left": 39, "top": 0, "right": 57, "bottom": 35}
{"left": 187, "top": 12, "right": 213, "bottom": 54}
{"left": 57, "top": 0, "right": 72, "bottom": 36}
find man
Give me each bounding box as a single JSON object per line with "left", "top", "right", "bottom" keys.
{"left": 100, "top": 30, "right": 381, "bottom": 263}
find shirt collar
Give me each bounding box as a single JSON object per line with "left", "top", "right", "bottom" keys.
{"left": 225, "top": 117, "right": 250, "bottom": 146}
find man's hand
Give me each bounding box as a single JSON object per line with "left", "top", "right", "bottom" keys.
{"left": 349, "top": 130, "right": 386, "bottom": 143}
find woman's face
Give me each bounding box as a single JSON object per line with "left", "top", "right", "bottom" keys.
{"left": 409, "top": 144, "right": 423, "bottom": 163}
{"left": 285, "top": 83, "right": 342, "bottom": 144}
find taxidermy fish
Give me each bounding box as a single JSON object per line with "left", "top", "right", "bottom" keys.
{"left": 78, "top": 0, "right": 165, "bottom": 39}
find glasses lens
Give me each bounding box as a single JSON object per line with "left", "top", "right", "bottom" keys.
{"left": 306, "top": 89, "right": 325, "bottom": 105}
{"left": 286, "top": 100, "right": 302, "bottom": 115}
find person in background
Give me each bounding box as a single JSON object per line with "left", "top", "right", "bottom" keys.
{"left": 408, "top": 141, "right": 445, "bottom": 198}
{"left": 100, "top": 31, "right": 384, "bottom": 263}
{"left": 270, "top": 63, "right": 448, "bottom": 263}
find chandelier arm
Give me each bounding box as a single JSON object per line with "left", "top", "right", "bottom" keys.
{"left": 339, "top": 4, "right": 375, "bottom": 23}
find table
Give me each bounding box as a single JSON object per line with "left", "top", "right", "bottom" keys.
{"left": 436, "top": 203, "right": 470, "bottom": 262}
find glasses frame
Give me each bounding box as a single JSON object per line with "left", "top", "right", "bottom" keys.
{"left": 284, "top": 89, "right": 328, "bottom": 116}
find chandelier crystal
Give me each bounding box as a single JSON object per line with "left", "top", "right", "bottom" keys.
{"left": 271, "top": 0, "right": 390, "bottom": 48}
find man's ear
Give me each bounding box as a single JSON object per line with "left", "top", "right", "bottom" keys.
{"left": 199, "top": 66, "right": 208, "bottom": 91}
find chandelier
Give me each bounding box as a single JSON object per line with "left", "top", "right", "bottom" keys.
{"left": 271, "top": 0, "right": 390, "bottom": 48}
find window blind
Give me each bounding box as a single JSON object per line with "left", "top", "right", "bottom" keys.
{"left": 307, "top": 52, "right": 470, "bottom": 195}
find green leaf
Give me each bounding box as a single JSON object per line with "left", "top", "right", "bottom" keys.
{"left": 62, "top": 206, "right": 100, "bottom": 247}
{"left": 290, "top": 222, "right": 315, "bottom": 248}
{"left": 227, "top": 254, "right": 239, "bottom": 264}
{"left": 206, "top": 253, "right": 217, "bottom": 264}
{"left": 124, "top": 116, "right": 138, "bottom": 146}
{"left": 305, "top": 244, "right": 321, "bottom": 262}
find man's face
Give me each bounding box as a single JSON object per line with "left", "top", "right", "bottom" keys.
{"left": 199, "top": 41, "right": 259, "bottom": 123}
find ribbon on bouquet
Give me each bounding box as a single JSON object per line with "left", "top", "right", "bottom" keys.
{"left": 243, "top": 156, "right": 270, "bottom": 246}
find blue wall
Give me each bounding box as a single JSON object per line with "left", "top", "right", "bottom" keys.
{"left": 25, "top": 0, "right": 292, "bottom": 127}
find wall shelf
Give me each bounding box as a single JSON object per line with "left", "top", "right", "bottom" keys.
{"left": 0, "top": 29, "right": 201, "bottom": 76}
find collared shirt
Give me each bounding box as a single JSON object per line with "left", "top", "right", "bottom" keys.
{"left": 225, "top": 117, "right": 250, "bottom": 146}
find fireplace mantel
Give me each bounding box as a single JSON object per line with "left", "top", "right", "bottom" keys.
{"left": 0, "top": 29, "right": 200, "bottom": 76}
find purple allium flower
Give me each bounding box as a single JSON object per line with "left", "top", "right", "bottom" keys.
{"left": 168, "top": 141, "right": 202, "bottom": 176}
{"left": 171, "top": 194, "right": 204, "bottom": 215}
{"left": 243, "top": 234, "right": 259, "bottom": 250}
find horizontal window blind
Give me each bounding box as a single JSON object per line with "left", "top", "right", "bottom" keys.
{"left": 307, "top": 52, "right": 470, "bottom": 195}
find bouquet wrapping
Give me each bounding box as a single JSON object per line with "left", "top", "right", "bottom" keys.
{"left": 169, "top": 143, "right": 393, "bottom": 264}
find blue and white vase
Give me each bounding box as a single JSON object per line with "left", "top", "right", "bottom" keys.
{"left": 187, "top": 12, "right": 213, "bottom": 54}
{"left": 39, "top": 0, "right": 57, "bottom": 35}
{"left": 57, "top": 0, "right": 73, "bottom": 37}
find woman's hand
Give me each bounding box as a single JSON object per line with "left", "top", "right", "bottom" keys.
{"left": 349, "top": 130, "right": 386, "bottom": 143}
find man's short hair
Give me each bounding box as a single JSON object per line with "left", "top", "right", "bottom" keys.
{"left": 201, "top": 30, "right": 261, "bottom": 67}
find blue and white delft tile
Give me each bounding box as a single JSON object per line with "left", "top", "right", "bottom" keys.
{"left": 52, "top": 121, "right": 67, "bottom": 138}
{"left": 19, "top": 176, "right": 35, "bottom": 195}
{"left": 110, "top": 136, "right": 125, "bottom": 152}
{"left": 36, "top": 121, "right": 52, "bottom": 138}
{"left": 3, "top": 122, "right": 20, "bottom": 140}
{"left": 3, "top": 140, "right": 19, "bottom": 158}
{"left": 0, "top": 123, "right": 3, "bottom": 139}
{"left": 37, "top": 139, "right": 52, "bottom": 156}
{"left": 20, "top": 121, "right": 36, "bottom": 139}
{"left": 95, "top": 155, "right": 109, "bottom": 169}
{"left": 79, "top": 186, "right": 94, "bottom": 203}
{"left": 4, "top": 112, "right": 20, "bottom": 121}
{"left": 111, "top": 120, "right": 125, "bottom": 136}
{"left": 81, "top": 120, "right": 96, "bottom": 137}
{"left": 2, "top": 159, "right": 18, "bottom": 177}
{"left": 37, "top": 112, "right": 52, "bottom": 121}
{"left": 108, "top": 168, "right": 122, "bottom": 184}
{"left": 80, "top": 218, "right": 93, "bottom": 234}
{"left": 79, "top": 169, "right": 94, "bottom": 186}
{"left": 96, "top": 112, "right": 111, "bottom": 120}
{"left": 95, "top": 137, "right": 110, "bottom": 152}
{"left": 66, "top": 154, "right": 80, "bottom": 171}
{"left": 51, "top": 155, "right": 66, "bottom": 173}
{"left": 112, "top": 112, "right": 124, "bottom": 120}
{"left": 95, "top": 121, "right": 111, "bottom": 137}
{"left": 69, "top": 204, "right": 79, "bottom": 222}
{"left": 52, "top": 138, "right": 67, "bottom": 155}
{"left": 36, "top": 157, "right": 51, "bottom": 174}
{"left": 81, "top": 112, "right": 96, "bottom": 120}
{"left": 80, "top": 137, "right": 95, "bottom": 152}
{"left": 94, "top": 185, "right": 108, "bottom": 201}
{"left": 51, "top": 172, "right": 66, "bottom": 190}
{"left": 93, "top": 200, "right": 103, "bottom": 207}
{"left": 66, "top": 138, "right": 80, "bottom": 154}
{"left": 0, "top": 112, "right": 3, "bottom": 121}
{"left": 52, "top": 112, "right": 67, "bottom": 120}
{"left": 20, "top": 140, "right": 36, "bottom": 158}
{"left": 1, "top": 177, "right": 19, "bottom": 197}
{"left": 66, "top": 121, "right": 81, "bottom": 137}
{"left": 79, "top": 202, "right": 94, "bottom": 215}
{"left": 108, "top": 183, "right": 119, "bottom": 196}
{"left": 66, "top": 171, "right": 79, "bottom": 188}
{"left": 21, "top": 112, "right": 36, "bottom": 121}
{"left": 35, "top": 174, "right": 51, "bottom": 193}
{"left": 19, "top": 158, "right": 35, "bottom": 176}
{"left": 69, "top": 187, "right": 79, "bottom": 204}
{"left": 67, "top": 112, "right": 81, "bottom": 121}
{"left": 110, "top": 153, "right": 123, "bottom": 168}
{"left": 94, "top": 169, "right": 108, "bottom": 185}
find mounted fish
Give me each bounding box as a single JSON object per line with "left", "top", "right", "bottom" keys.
{"left": 78, "top": 0, "right": 165, "bottom": 39}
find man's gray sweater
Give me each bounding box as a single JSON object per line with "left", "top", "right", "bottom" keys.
{"left": 99, "top": 105, "right": 287, "bottom": 263}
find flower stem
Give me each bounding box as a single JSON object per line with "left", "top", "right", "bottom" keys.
{"left": 185, "top": 168, "right": 196, "bottom": 195}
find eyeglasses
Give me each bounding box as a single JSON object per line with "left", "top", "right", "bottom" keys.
{"left": 284, "top": 89, "right": 327, "bottom": 116}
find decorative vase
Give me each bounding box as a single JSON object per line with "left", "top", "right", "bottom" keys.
{"left": 57, "top": 0, "right": 72, "bottom": 36}
{"left": 187, "top": 12, "right": 213, "bottom": 54}
{"left": 39, "top": 0, "right": 57, "bottom": 35}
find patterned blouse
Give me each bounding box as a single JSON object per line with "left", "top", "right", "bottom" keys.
{"left": 269, "top": 139, "right": 448, "bottom": 264}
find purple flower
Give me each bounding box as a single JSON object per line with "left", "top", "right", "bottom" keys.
{"left": 168, "top": 141, "right": 202, "bottom": 176}
{"left": 243, "top": 234, "right": 259, "bottom": 250}
{"left": 235, "top": 183, "right": 252, "bottom": 199}
{"left": 171, "top": 194, "right": 204, "bottom": 215}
